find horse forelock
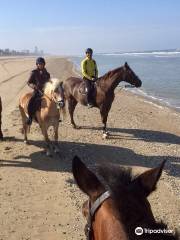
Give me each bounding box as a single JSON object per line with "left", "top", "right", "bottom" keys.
{"left": 44, "top": 78, "right": 62, "bottom": 95}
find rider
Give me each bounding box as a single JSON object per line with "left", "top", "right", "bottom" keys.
{"left": 26, "top": 57, "right": 50, "bottom": 125}
{"left": 81, "top": 48, "right": 98, "bottom": 108}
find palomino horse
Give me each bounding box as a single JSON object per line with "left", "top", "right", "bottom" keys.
{"left": 0, "top": 97, "right": 3, "bottom": 140}
{"left": 19, "top": 78, "right": 65, "bottom": 156}
{"left": 72, "top": 156, "right": 178, "bottom": 240}
{"left": 64, "top": 62, "right": 142, "bottom": 138}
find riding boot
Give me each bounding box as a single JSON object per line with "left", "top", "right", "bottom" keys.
{"left": 85, "top": 79, "right": 94, "bottom": 108}
{"left": 26, "top": 90, "right": 39, "bottom": 125}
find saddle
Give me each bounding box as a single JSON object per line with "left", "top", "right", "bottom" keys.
{"left": 78, "top": 80, "right": 96, "bottom": 96}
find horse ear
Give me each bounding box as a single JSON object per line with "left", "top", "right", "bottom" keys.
{"left": 72, "top": 156, "right": 105, "bottom": 199}
{"left": 131, "top": 160, "right": 166, "bottom": 197}
{"left": 124, "top": 62, "right": 128, "bottom": 68}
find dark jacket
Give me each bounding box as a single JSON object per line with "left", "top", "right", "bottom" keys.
{"left": 27, "top": 68, "right": 50, "bottom": 91}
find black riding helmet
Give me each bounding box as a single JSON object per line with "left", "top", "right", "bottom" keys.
{"left": 36, "top": 57, "right": 45, "bottom": 65}
{"left": 85, "top": 48, "right": 93, "bottom": 54}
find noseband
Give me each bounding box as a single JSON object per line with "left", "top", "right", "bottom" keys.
{"left": 85, "top": 190, "right": 111, "bottom": 240}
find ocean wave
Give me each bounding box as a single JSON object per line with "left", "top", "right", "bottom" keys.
{"left": 100, "top": 51, "right": 180, "bottom": 57}
{"left": 124, "top": 87, "right": 180, "bottom": 111}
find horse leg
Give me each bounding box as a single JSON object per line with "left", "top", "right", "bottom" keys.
{"left": 40, "top": 123, "right": 51, "bottom": 156}
{"left": 68, "top": 98, "right": 79, "bottom": 129}
{"left": 0, "top": 98, "right": 3, "bottom": 140}
{"left": 19, "top": 105, "right": 29, "bottom": 143}
{"left": 0, "top": 115, "right": 3, "bottom": 141}
{"left": 100, "top": 106, "right": 111, "bottom": 139}
{"left": 53, "top": 121, "right": 60, "bottom": 153}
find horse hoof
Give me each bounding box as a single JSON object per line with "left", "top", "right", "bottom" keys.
{"left": 54, "top": 148, "right": 60, "bottom": 154}
{"left": 72, "top": 124, "right": 81, "bottom": 129}
{"left": 46, "top": 150, "right": 52, "bottom": 157}
{"left": 102, "top": 133, "right": 108, "bottom": 139}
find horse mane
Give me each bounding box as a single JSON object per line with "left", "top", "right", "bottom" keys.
{"left": 96, "top": 66, "right": 124, "bottom": 89}
{"left": 98, "top": 66, "right": 123, "bottom": 82}
{"left": 44, "top": 78, "right": 62, "bottom": 95}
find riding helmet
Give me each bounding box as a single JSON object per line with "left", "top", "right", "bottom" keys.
{"left": 36, "top": 57, "right": 46, "bottom": 65}
{"left": 85, "top": 48, "right": 93, "bottom": 54}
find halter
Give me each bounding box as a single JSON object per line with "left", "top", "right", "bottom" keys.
{"left": 85, "top": 190, "right": 111, "bottom": 240}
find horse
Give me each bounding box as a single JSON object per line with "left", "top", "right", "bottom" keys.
{"left": 72, "top": 156, "right": 178, "bottom": 240}
{"left": 19, "top": 78, "right": 65, "bottom": 156}
{"left": 0, "top": 97, "right": 3, "bottom": 141}
{"left": 63, "top": 62, "right": 142, "bottom": 139}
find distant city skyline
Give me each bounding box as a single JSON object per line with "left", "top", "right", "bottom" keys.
{"left": 0, "top": 0, "right": 180, "bottom": 55}
{"left": 0, "top": 46, "right": 44, "bottom": 56}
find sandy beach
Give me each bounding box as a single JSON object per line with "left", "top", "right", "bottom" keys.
{"left": 0, "top": 57, "right": 179, "bottom": 240}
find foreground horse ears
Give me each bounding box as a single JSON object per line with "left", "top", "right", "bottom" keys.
{"left": 72, "top": 156, "right": 105, "bottom": 198}
{"left": 124, "top": 62, "right": 128, "bottom": 68}
{"left": 132, "top": 160, "right": 166, "bottom": 197}
{"left": 123, "top": 62, "right": 129, "bottom": 71}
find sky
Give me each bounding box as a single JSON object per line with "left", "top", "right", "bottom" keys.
{"left": 0, "top": 0, "right": 180, "bottom": 55}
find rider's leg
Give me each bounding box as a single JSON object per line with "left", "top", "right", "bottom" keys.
{"left": 27, "top": 91, "right": 39, "bottom": 125}
{"left": 85, "top": 79, "right": 94, "bottom": 108}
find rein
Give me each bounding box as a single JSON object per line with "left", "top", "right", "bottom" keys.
{"left": 37, "top": 89, "right": 64, "bottom": 108}
{"left": 85, "top": 190, "right": 111, "bottom": 240}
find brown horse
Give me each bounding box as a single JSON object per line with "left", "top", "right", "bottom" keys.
{"left": 64, "top": 62, "right": 142, "bottom": 138}
{"left": 72, "top": 156, "right": 178, "bottom": 240}
{"left": 19, "top": 78, "right": 65, "bottom": 156}
{"left": 0, "top": 97, "right": 3, "bottom": 141}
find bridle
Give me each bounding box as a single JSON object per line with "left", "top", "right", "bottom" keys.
{"left": 85, "top": 190, "right": 111, "bottom": 240}
{"left": 39, "top": 88, "right": 65, "bottom": 108}
{"left": 51, "top": 92, "right": 65, "bottom": 109}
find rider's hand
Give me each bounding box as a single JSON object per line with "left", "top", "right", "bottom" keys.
{"left": 92, "top": 77, "right": 97, "bottom": 82}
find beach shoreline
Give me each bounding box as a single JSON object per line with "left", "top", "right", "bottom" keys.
{"left": 0, "top": 56, "right": 179, "bottom": 239}
{"left": 69, "top": 56, "right": 180, "bottom": 115}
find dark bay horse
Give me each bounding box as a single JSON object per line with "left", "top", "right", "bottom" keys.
{"left": 0, "top": 97, "right": 3, "bottom": 140}
{"left": 64, "top": 62, "right": 142, "bottom": 138}
{"left": 72, "top": 156, "right": 178, "bottom": 240}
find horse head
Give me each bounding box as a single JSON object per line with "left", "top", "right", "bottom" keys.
{"left": 44, "top": 78, "right": 65, "bottom": 108}
{"left": 72, "top": 156, "right": 177, "bottom": 240}
{"left": 123, "top": 62, "right": 142, "bottom": 87}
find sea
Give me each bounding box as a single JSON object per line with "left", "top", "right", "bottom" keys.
{"left": 70, "top": 51, "right": 180, "bottom": 112}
